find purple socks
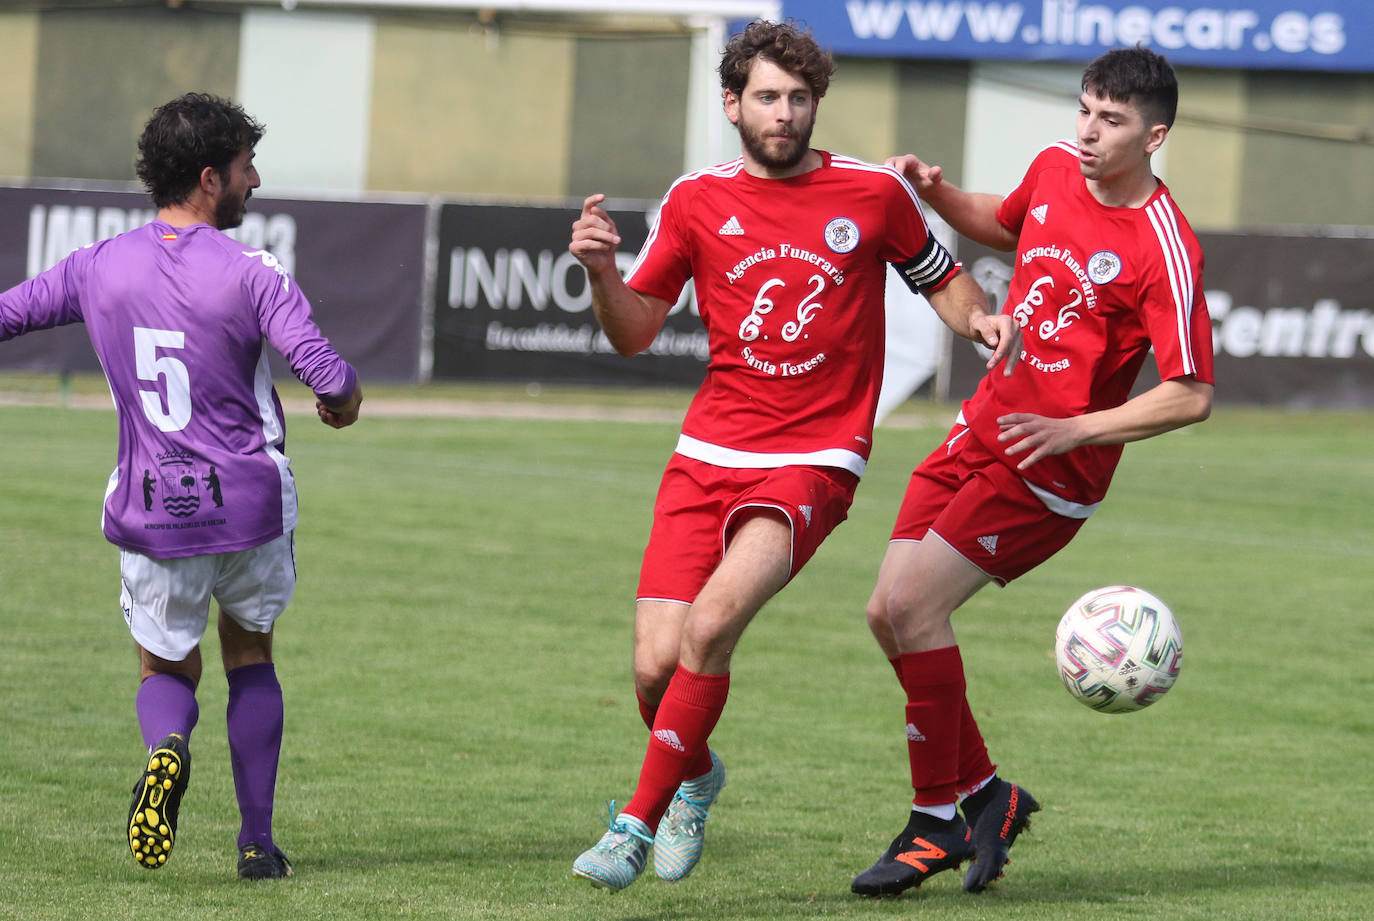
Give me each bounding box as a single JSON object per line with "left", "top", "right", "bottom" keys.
{"left": 226, "top": 662, "right": 284, "bottom": 853}
{"left": 135, "top": 672, "right": 199, "bottom": 749}
{"left": 135, "top": 663, "right": 285, "bottom": 854}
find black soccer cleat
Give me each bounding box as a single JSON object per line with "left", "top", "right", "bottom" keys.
{"left": 852, "top": 813, "right": 974, "bottom": 897}
{"left": 961, "top": 779, "right": 1040, "bottom": 893}
{"left": 127, "top": 733, "right": 191, "bottom": 870}
{"left": 238, "top": 842, "right": 294, "bottom": 879}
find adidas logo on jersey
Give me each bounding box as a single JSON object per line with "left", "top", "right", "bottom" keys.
{"left": 906, "top": 723, "right": 926, "bottom": 742}
{"left": 718, "top": 215, "right": 744, "bottom": 235}
{"left": 1031, "top": 204, "right": 1049, "bottom": 224}
{"left": 798, "top": 504, "right": 813, "bottom": 526}
{"left": 977, "top": 535, "right": 999, "bottom": 554}
{"left": 653, "top": 729, "right": 686, "bottom": 752}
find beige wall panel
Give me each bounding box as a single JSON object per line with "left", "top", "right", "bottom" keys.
{"left": 0, "top": 13, "right": 39, "bottom": 178}
{"left": 1240, "top": 72, "right": 1374, "bottom": 228}
{"left": 813, "top": 57, "right": 897, "bottom": 164}
{"left": 1168, "top": 69, "right": 1246, "bottom": 231}
{"left": 369, "top": 21, "right": 573, "bottom": 197}
{"left": 30, "top": 9, "right": 239, "bottom": 182}
{"left": 893, "top": 61, "right": 969, "bottom": 186}
{"left": 565, "top": 36, "right": 690, "bottom": 200}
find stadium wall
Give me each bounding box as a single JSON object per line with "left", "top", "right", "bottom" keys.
{"left": 2, "top": 5, "right": 1373, "bottom": 231}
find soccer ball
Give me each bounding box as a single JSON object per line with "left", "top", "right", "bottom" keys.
{"left": 1054, "top": 586, "right": 1183, "bottom": 714}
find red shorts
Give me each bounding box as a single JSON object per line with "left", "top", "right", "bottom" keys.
{"left": 637, "top": 455, "right": 860, "bottom": 604}
{"left": 891, "top": 423, "right": 1087, "bottom": 585}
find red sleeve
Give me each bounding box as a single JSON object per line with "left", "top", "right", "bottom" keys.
{"left": 997, "top": 142, "right": 1080, "bottom": 236}
{"left": 623, "top": 183, "right": 692, "bottom": 305}
{"left": 1139, "top": 198, "right": 1214, "bottom": 385}
{"left": 879, "top": 168, "right": 959, "bottom": 293}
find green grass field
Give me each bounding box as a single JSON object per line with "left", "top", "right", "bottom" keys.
{"left": 2, "top": 383, "right": 1371, "bottom": 921}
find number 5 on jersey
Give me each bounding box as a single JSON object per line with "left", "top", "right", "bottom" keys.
{"left": 135, "top": 326, "right": 191, "bottom": 432}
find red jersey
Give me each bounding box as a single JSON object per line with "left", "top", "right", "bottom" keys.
{"left": 626, "top": 152, "right": 957, "bottom": 477}
{"left": 964, "top": 142, "right": 1214, "bottom": 510}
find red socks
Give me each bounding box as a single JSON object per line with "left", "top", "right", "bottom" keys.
{"left": 636, "top": 686, "right": 715, "bottom": 780}
{"left": 623, "top": 665, "right": 730, "bottom": 832}
{"left": 956, "top": 694, "right": 996, "bottom": 798}
{"left": 895, "top": 647, "right": 989, "bottom": 806}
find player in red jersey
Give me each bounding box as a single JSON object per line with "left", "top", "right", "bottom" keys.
{"left": 853, "top": 46, "right": 1215, "bottom": 897}
{"left": 568, "top": 20, "right": 1020, "bottom": 892}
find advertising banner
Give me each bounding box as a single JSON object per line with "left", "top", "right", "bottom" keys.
{"left": 432, "top": 201, "right": 708, "bottom": 387}
{"left": 786, "top": 1, "right": 1374, "bottom": 72}
{"left": 947, "top": 232, "right": 1374, "bottom": 408}
{"left": 0, "top": 186, "right": 427, "bottom": 382}
{"left": 7, "top": 185, "right": 1370, "bottom": 407}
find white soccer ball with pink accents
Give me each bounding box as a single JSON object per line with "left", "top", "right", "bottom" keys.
{"left": 1054, "top": 586, "right": 1183, "bottom": 714}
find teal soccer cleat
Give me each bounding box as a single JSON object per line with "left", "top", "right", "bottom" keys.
{"left": 653, "top": 749, "right": 727, "bottom": 881}
{"left": 573, "top": 806, "right": 653, "bottom": 891}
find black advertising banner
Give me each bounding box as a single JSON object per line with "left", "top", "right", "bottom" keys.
{"left": 1198, "top": 232, "right": 1374, "bottom": 408}
{"left": 949, "top": 233, "right": 1374, "bottom": 409}
{"left": 432, "top": 201, "right": 708, "bottom": 387}
{"left": 0, "top": 186, "right": 426, "bottom": 382}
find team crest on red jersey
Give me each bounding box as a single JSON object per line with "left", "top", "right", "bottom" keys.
{"left": 824, "top": 218, "right": 859, "bottom": 254}
{"left": 1087, "top": 250, "right": 1122, "bottom": 284}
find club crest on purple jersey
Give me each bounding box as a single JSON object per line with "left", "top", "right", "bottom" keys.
{"left": 158, "top": 455, "right": 201, "bottom": 518}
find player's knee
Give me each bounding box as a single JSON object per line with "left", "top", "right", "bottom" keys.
{"left": 679, "top": 617, "right": 743, "bottom": 673}
{"left": 883, "top": 586, "right": 943, "bottom": 635}
{"left": 865, "top": 592, "right": 891, "bottom": 636}
{"left": 633, "top": 659, "right": 675, "bottom": 701}
{"left": 884, "top": 593, "right": 954, "bottom": 650}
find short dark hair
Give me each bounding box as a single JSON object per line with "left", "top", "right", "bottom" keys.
{"left": 1082, "top": 46, "right": 1178, "bottom": 129}
{"left": 719, "top": 19, "right": 834, "bottom": 100}
{"left": 135, "top": 93, "right": 265, "bottom": 208}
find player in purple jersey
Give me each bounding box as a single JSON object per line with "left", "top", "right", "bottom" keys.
{"left": 0, "top": 93, "right": 363, "bottom": 879}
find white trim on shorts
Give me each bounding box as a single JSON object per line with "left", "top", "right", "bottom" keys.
{"left": 891, "top": 530, "right": 1005, "bottom": 587}
{"left": 634, "top": 501, "right": 798, "bottom": 606}
{"left": 723, "top": 500, "right": 796, "bottom": 578}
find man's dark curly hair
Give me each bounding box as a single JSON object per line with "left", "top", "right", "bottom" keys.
{"left": 1081, "top": 46, "right": 1178, "bottom": 129}
{"left": 135, "top": 93, "right": 265, "bottom": 208}
{"left": 719, "top": 20, "right": 834, "bottom": 100}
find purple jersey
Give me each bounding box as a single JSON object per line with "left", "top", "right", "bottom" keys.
{"left": 0, "top": 220, "right": 356, "bottom": 558}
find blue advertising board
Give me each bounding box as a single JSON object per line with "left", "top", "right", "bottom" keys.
{"left": 784, "top": 1, "right": 1374, "bottom": 72}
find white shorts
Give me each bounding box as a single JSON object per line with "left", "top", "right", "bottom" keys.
{"left": 119, "top": 532, "right": 296, "bottom": 662}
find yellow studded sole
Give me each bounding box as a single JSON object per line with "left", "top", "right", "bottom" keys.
{"left": 127, "top": 742, "right": 187, "bottom": 870}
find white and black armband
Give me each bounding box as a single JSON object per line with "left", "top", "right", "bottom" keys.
{"left": 897, "top": 236, "right": 957, "bottom": 295}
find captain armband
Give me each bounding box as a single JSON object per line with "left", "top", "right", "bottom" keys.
{"left": 897, "top": 237, "right": 958, "bottom": 295}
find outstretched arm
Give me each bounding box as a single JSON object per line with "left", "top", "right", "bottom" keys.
{"left": 925, "top": 272, "right": 1020, "bottom": 376}
{"left": 569, "top": 194, "right": 672, "bottom": 357}
{"left": 887, "top": 155, "right": 1018, "bottom": 253}
{"left": 996, "top": 377, "right": 1213, "bottom": 470}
